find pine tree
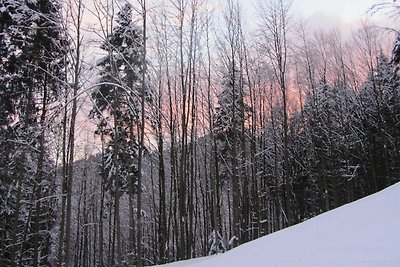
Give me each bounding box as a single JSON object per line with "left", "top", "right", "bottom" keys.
{"left": 357, "top": 53, "right": 400, "bottom": 191}
{"left": 91, "top": 1, "right": 144, "bottom": 192}
{"left": 0, "top": 0, "right": 66, "bottom": 265}
{"left": 213, "top": 63, "right": 249, "bottom": 245}
{"left": 213, "top": 64, "right": 249, "bottom": 179}
{"left": 90, "top": 2, "right": 148, "bottom": 265}
{"left": 391, "top": 34, "right": 400, "bottom": 70}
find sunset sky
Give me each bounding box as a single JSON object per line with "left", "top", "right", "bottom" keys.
{"left": 238, "top": 0, "right": 393, "bottom": 33}
{"left": 294, "top": 0, "right": 378, "bottom": 19}
{"left": 292, "top": 0, "right": 390, "bottom": 29}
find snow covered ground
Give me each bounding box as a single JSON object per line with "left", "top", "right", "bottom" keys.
{"left": 158, "top": 183, "right": 400, "bottom": 267}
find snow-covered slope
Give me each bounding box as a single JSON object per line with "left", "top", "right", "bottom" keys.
{"left": 158, "top": 183, "right": 400, "bottom": 267}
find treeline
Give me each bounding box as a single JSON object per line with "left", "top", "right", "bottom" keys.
{"left": 1, "top": 0, "right": 399, "bottom": 266}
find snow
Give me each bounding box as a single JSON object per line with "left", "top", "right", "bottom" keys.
{"left": 157, "top": 183, "right": 400, "bottom": 267}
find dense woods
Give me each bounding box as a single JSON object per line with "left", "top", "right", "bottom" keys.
{"left": 1, "top": 0, "right": 399, "bottom": 266}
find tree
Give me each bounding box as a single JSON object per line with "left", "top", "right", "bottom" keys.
{"left": 257, "top": 0, "right": 293, "bottom": 226}
{"left": 90, "top": 2, "right": 147, "bottom": 265}
{"left": 207, "top": 230, "right": 226, "bottom": 255}
{"left": 213, "top": 61, "right": 250, "bottom": 245}
{"left": 60, "top": 0, "right": 86, "bottom": 265}
{"left": 136, "top": 0, "right": 147, "bottom": 266}
{"left": 357, "top": 53, "right": 399, "bottom": 191}
{"left": 392, "top": 34, "right": 400, "bottom": 68}
{"left": 0, "top": 0, "right": 66, "bottom": 265}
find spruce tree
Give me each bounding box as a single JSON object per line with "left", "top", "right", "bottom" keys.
{"left": 357, "top": 54, "right": 400, "bottom": 191}
{"left": 0, "top": 0, "right": 66, "bottom": 265}
{"left": 90, "top": 2, "right": 148, "bottom": 264}
{"left": 213, "top": 63, "right": 249, "bottom": 245}
{"left": 91, "top": 2, "right": 144, "bottom": 196}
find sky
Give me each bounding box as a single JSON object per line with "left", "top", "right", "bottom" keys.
{"left": 239, "top": 0, "right": 393, "bottom": 34}
{"left": 292, "top": 0, "right": 390, "bottom": 29}
{"left": 75, "top": 0, "right": 396, "bottom": 158}
{"left": 294, "top": 0, "right": 378, "bottom": 20}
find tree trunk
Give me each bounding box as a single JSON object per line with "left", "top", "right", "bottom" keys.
{"left": 136, "top": 1, "right": 147, "bottom": 265}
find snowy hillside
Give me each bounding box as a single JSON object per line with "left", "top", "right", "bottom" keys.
{"left": 159, "top": 183, "right": 400, "bottom": 267}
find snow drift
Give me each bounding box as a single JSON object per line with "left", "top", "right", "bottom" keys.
{"left": 158, "top": 183, "right": 400, "bottom": 267}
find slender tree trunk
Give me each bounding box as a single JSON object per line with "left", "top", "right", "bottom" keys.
{"left": 157, "top": 80, "right": 167, "bottom": 263}
{"left": 10, "top": 178, "right": 22, "bottom": 267}
{"left": 98, "top": 137, "right": 106, "bottom": 267}
{"left": 64, "top": 0, "right": 83, "bottom": 262}
{"left": 136, "top": 1, "right": 147, "bottom": 265}
{"left": 128, "top": 120, "right": 136, "bottom": 265}
{"left": 58, "top": 62, "right": 69, "bottom": 267}
{"left": 33, "top": 76, "right": 49, "bottom": 267}
{"left": 108, "top": 195, "right": 114, "bottom": 266}
{"left": 113, "top": 116, "right": 122, "bottom": 267}
{"left": 177, "top": 0, "right": 188, "bottom": 259}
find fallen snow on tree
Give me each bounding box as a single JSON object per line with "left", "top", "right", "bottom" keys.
{"left": 158, "top": 183, "right": 400, "bottom": 267}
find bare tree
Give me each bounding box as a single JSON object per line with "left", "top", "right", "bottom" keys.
{"left": 136, "top": 0, "right": 147, "bottom": 266}
{"left": 256, "top": 0, "right": 293, "bottom": 226}
{"left": 61, "top": 0, "right": 85, "bottom": 266}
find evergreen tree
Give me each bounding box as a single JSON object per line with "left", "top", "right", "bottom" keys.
{"left": 357, "top": 53, "right": 400, "bottom": 191}
{"left": 392, "top": 34, "right": 400, "bottom": 70}
{"left": 213, "top": 63, "right": 250, "bottom": 244}
{"left": 90, "top": 2, "right": 148, "bottom": 264}
{"left": 0, "top": 0, "right": 66, "bottom": 265}
{"left": 302, "top": 79, "right": 357, "bottom": 213}
{"left": 213, "top": 64, "right": 249, "bottom": 181}
{"left": 91, "top": 2, "right": 144, "bottom": 196}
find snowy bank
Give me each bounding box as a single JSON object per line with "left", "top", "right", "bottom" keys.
{"left": 158, "top": 183, "right": 400, "bottom": 267}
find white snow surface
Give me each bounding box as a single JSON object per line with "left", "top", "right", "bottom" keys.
{"left": 157, "top": 183, "right": 400, "bottom": 267}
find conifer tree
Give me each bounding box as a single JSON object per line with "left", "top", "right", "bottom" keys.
{"left": 0, "top": 0, "right": 66, "bottom": 265}
{"left": 90, "top": 2, "right": 148, "bottom": 265}
{"left": 213, "top": 63, "right": 249, "bottom": 245}
{"left": 357, "top": 54, "right": 399, "bottom": 191}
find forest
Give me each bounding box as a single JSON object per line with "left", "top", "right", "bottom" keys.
{"left": 1, "top": 0, "right": 399, "bottom": 266}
